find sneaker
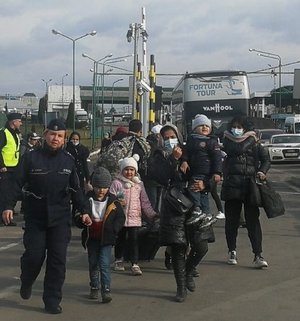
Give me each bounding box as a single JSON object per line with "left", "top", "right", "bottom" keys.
{"left": 89, "top": 287, "right": 99, "bottom": 300}
{"left": 114, "top": 260, "right": 125, "bottom": 271}
{"left": 101, "top": 289, "right": 112, "bottom": 303}
{"left": 227, "top": 251, "right": 237, "bottom": 265}
{"left": 198, "top": 215, "right": 217, "bottom": 229}
{"left": 131, "top": 264, "right": 142, "bottom": 276}
{"left": 253, "top": 255, "right": 268, "bottom": 269}
{"left": 185, "top": 207, "right": 206, "bottom": 226}
{"left": 216, "top": 211, "right": 225, "bottom": 219}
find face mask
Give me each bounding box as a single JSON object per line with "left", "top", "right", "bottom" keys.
{"left": 164, "top": 138, "right": 179, "bottom": 150}
{"left": 72, "top": 140, "right": 79, "bottom": 146}
{"left": 231, "top": 128, "right": 244, "bottom": 137}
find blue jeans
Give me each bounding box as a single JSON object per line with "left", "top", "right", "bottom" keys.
{"left": 188, "top": 175, "right": 210, "bottom": 213}
{"left": 189, "top": 190, "right": 210, "bottom": 214}
{"left": 87, "top": 239, "right": 112, "bottom": 293}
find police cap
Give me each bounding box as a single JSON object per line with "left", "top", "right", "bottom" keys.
{"left": 7, "top": 112, "right": 23, "bottom": 121}
{"left": 29, "top": 132, "right": 41, "bottom": 140}
{"left": 47, "top": 118, "right": 66, "bottom": 131}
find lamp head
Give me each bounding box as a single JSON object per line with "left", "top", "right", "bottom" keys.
{"left": 52, "top": 29, "right": 60, "bottom": 35}
{"left": 90, "top": 30, "right": 97, "bottom": 36}
{"left": 126, "top": 29, "right": 133, "bottom": 42}
{"left": 141, "top": 30, "right": 148, "bottom": 41}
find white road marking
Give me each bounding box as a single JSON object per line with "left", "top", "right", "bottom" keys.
{"left": 0, "top": 285, "right": 19, "bottom": 299}
{"left": 279, "top": 191, "right": 300, "bottom": 195}
{"left": 0, "top": 243, "right": 19, "bottom": 251}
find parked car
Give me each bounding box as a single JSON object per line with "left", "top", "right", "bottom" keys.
{"left": 256, "top": 128, "right": 284, "bottom": 146}
{"left": 268, "top": 134, "right": 300, "bottom": 162}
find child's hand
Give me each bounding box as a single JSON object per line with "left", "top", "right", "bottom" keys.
{"left": 81, "top": 214, "right": 92, "bottom": 226}
{"left": 190, "top": 180, "right": 205, "bottom": 192}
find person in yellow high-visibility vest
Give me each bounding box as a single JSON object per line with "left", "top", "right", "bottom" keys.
{"left": 0, "top": 112, "right": 22, "bottom": 226}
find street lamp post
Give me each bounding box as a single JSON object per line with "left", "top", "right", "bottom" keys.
{"left": 111, "top": 78, "right": 124, "bottom": 110}
{"left": 41, "top": 78, "right": 52, "bottom": 127}
{"left": 126, "top": 9, "right": 149, "bottom": 123}
{"left": 268, "top": 64, "right": 277, "bottom": 108}
{"left": 249, "top": 48, "right": 282, "bottom": 112}
{"left": 126, "top": 8, "right": 149, "bottom": 135}
{"left": 99, "top": 56, "right": 131, "bottom": 138}
{"left": 82, "top": 53, "right": 113, "bottom": 149}
{"left": 82, "top": 53, "right": 131, "bottom": 144}
{"left": 52, "top": 29, "right": 97, "bottom": 131}
{"left": 61, "top": 73, "right": 68, "bottom": 118}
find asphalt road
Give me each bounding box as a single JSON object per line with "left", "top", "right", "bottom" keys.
{"left": 0, "top": 163, "right": 300, "bottom": 321}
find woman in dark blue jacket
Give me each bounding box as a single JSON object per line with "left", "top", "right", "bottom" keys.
{"left": 221, "top": 115, "right": 271, "bottom": 269}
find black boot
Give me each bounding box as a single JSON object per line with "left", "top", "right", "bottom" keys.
{"left": 175, "top": 285, "right": 187, "bottom": 302}
{"left": 185, "top": 250, "right": 199, "bottom": 292}
{"left": 172, "top": 245, "right": 187, "bottom": 303}
{"left": 185, "top": 273, "right": 195, "bottom": 292}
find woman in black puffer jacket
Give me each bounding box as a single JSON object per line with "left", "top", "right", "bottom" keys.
{"left": 66, "top": 131, "right": 90, "bottom": 190}
{"left": 148, "top": 124, "right": 213, "bottom": 303}
{"left": 221, "top": 115, "right": 270, "bottom": 269}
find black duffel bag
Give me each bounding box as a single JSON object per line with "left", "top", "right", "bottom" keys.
{"left": 258, "top": 180, "right": 285, "bottom": 218}
{"left": 164, "top": 186, "right": 194, "bottom": 215}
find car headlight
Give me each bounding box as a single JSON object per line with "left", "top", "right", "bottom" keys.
{"left": 271, "top": 148, "right": 282, "bottom": 153}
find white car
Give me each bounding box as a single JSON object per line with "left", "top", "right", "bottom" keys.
{"left": 256, "top": 128, "right": 284, "bottom": 146}
{"left": 268, "top": 134, "right": 300, "bottom": 162}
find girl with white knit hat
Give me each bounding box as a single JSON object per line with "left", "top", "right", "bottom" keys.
{"left": 109, "top": 154, "right": 158, "bottom": 275}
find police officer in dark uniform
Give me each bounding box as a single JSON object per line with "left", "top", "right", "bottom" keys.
{"left": 2, "top": 119, "right": 90, "bottom": 314}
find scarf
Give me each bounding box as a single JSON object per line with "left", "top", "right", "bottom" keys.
{"left": 224, "top": 130, "right": 258, "bottom": 143}
{"left": 115, "top": 173, "right": 141, "bottom": 189}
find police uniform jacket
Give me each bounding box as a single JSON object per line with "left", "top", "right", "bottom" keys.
{"left": 5, "top": 144, "right": 89, "bottom": 227}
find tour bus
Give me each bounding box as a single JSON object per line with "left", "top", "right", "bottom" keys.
{"left": 172, "top": 70, "right": 250, "bottom": 140}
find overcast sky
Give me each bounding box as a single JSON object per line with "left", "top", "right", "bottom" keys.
{"left": 1, "top": 0, "right": 299, "bottom": 98}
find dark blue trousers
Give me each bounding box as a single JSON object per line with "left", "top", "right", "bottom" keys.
{"left": 21, "top": 223, "right": 71, "bottom": 307}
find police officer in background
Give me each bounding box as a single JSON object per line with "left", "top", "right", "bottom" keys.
{"left": 0, "top": 112, "right": 23, "bottom": 226}
{"left": 2, "top": 118, "right": 91, "bottom": 314}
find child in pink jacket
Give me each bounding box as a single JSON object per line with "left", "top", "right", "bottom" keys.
{"left": 110, "top": 154, "right": 157, "bottom": 276}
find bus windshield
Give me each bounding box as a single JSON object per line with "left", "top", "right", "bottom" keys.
{"left": 172, "top": 70, "right": 250, "bottom": 140}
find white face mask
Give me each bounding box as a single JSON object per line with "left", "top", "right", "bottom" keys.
{"left": 164, "top": 138, "right": 179, "bottom": 150}
{"left": 231, "top": 128, "right": 244, "bottom": 137}
{"left": 72, "top": 140, "right": 80, "bottom": 146}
